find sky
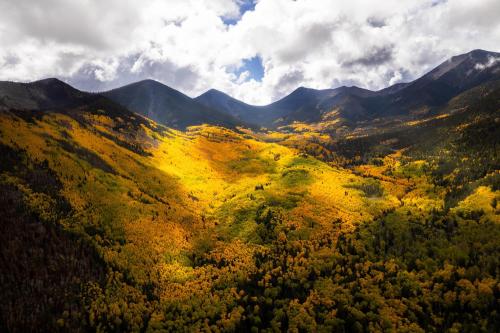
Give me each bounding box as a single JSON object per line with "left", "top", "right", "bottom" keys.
{"left": 0, "top": 0, "right": 499, "bottom": 105}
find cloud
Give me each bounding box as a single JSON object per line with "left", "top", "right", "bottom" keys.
{"left": 474, "top": 56, "right": 500, "bottom": 70}
{"left": 343, "top": 46, "right": 394, "bottom": 67}
{"left": 366, "top": 17, "right": 387, "bottom": 28}
{"left": 0, "top": 0, "right": 499, "bottom": 105}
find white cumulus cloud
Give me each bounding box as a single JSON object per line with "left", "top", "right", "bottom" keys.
{"left": 0, "top": 0, "right": 499, "bottom": 104}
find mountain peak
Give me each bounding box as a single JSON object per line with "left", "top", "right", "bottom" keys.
{"left": 201, "top": 88, "right": 229, "bottom": 98}
{"left": 29, "top": 77, "right": 72, "bottom": 88}
{"left": 137, "top": 78, "right": 160, "bottom": 84}
{"left": 423, "top": 49, "right": 499, "bottom": 82}
{"left": 134, "top": 79, "right": 166, "bottom": 88}
{"left": 0, "top": 77, "right": 89, "bottom": 111}
{"left": 32, "top": 77, "right": 63, "bottom": 84}
{"left": 467, "top": 49, "right": 497, "bottom": 57}
{"left": 450, "top": 49, "right": 499, "bottom": 64}
{"left": 206, "top": 88, "right": 221, "bottom": 93}
{"left": 292, "top": 86, "right": 314, "bottom": 94}
{"left": 110, "top": 79, "right": 191, "bottom": 100}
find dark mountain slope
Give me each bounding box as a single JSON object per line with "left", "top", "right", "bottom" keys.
{"left": 271, "top": 86, "right": 379, "bottom": 124}
{"left": 0, "top": 172, "right": 106, "bottom": 332}
{"left": 102, "top": 80, "right": 241, "bottom": 129}
{"left": 329, "top": 80, "right": 500, "bottom": 159}
{"left": 364, "top": 49, "right": 500, "bottom": 118}
{"left": 195, "top": 86, "right": 373, "bottom": 126}
{"left": 0, "top": 78, "right": 93, "bottom": 111}
{"left": 264, "top": 87, "right": 337, "bottom": 124}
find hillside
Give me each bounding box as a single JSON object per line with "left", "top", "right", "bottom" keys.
{"left": 0, "top": 96, "right": 405, "bottom": 331}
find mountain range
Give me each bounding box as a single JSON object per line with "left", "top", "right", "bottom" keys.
{"left": 1, "top": 49, "right": 498, "bottom": 131}
{"left": 195, "top": 49, "right": 500, "bottom": 127}
{"left": 106, "top": 49, "right": 500, "bottom": 129}
{"left": 102, "top": 79, "right": 241, "bottom": 129}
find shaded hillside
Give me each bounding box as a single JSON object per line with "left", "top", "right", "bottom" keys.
{"left": 326, "top": 80, "right": 500, "bottom": 165}
{"left": 0, "top": 179, "right": 105, "bottom": 332}
{"left": 268, "top": 86, "right": 376, "bottom": 125}
{"left": 102, "top": 80, "right": 242, "bottom": 129}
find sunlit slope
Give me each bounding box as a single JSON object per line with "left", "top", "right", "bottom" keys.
{"left": 0, "top": 109, "right": 204, "bottom": 284}
{"left": 150, "top": 125, "right": 401, "bottom": 238}
{"left": 0, "top": 104, "right": 400, "bottom": 329}
{"left": 0, "top": 105, "right": 403, "bottom": 282}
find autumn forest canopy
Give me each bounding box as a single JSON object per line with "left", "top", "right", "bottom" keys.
{"left": 0, "top": 44, "right": 499, "bottom": 333}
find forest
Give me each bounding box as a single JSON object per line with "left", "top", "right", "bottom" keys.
{"left": 0, "top": 81, "right": 498, "bottom": 332}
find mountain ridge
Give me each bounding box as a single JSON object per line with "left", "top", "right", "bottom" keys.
{"left": 2, "top": 49, "right": 499, "bottom": 130}
{"left": 102, "top": 79, "right": 243, "bottom": 129}
{"left": 195, "top": 49, "right": 500, "bottom": 127}
{"left": 0, "top": 77, "right": 91, "bottom": 111}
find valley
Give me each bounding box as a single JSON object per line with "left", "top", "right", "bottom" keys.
{"left": 0, "top": 49, "right": 499, "bottom": 332}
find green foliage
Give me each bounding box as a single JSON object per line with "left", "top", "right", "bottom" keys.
{"left": 345, "top": 178, "right": 384, "bottom": 198}
{"left": 280, "top": 168, "right": 313, "bottom": 187}
{"left": 191, "top": 233, "right": 215, "bottom": 266}
{"left": 228, "top": 150, "right": 277, "bottom": 174}
{"left": 255, "top": 205, "right": 285, "bottom": 242}
{"left": 286, "top": 155, "right": 321, "bottom": 168}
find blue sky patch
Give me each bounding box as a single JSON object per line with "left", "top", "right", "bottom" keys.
{"left": 223, "top": 0, "right": 257, "bottom": 25}
{"left": 235, "top": 55, "right": 264, "bottom": 82}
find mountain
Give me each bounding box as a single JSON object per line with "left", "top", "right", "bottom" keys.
{"left": 102, "top": 79, "right": 241, "bottom": 129}
{"left": 0, "top": 78, "right": 243, "bottom": 130}
{"left": 265, "top": 86, "right": 379, "bottom": 125}
{"left": 194, "top": 88, "right": 262, "bottom": 120}
{"left": 4, "top": 49, "right": 496, "bottom": 131}
{"left": 362, "top": 49, "right": 500, "bottom": 118}
{"left": 0, "top": 78, "right": 93, "bottom": 111}
{"left": 196, "top": 49, "right": 500, "bottom": 128}
{"left": 263, "top": 87, "right": 338, "bottom": 124}
{"left": 195, "top": 85, "right": 375, "bottom": 127}
{"left": 0, "top": 78, "right": 162, "bottom": 136}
